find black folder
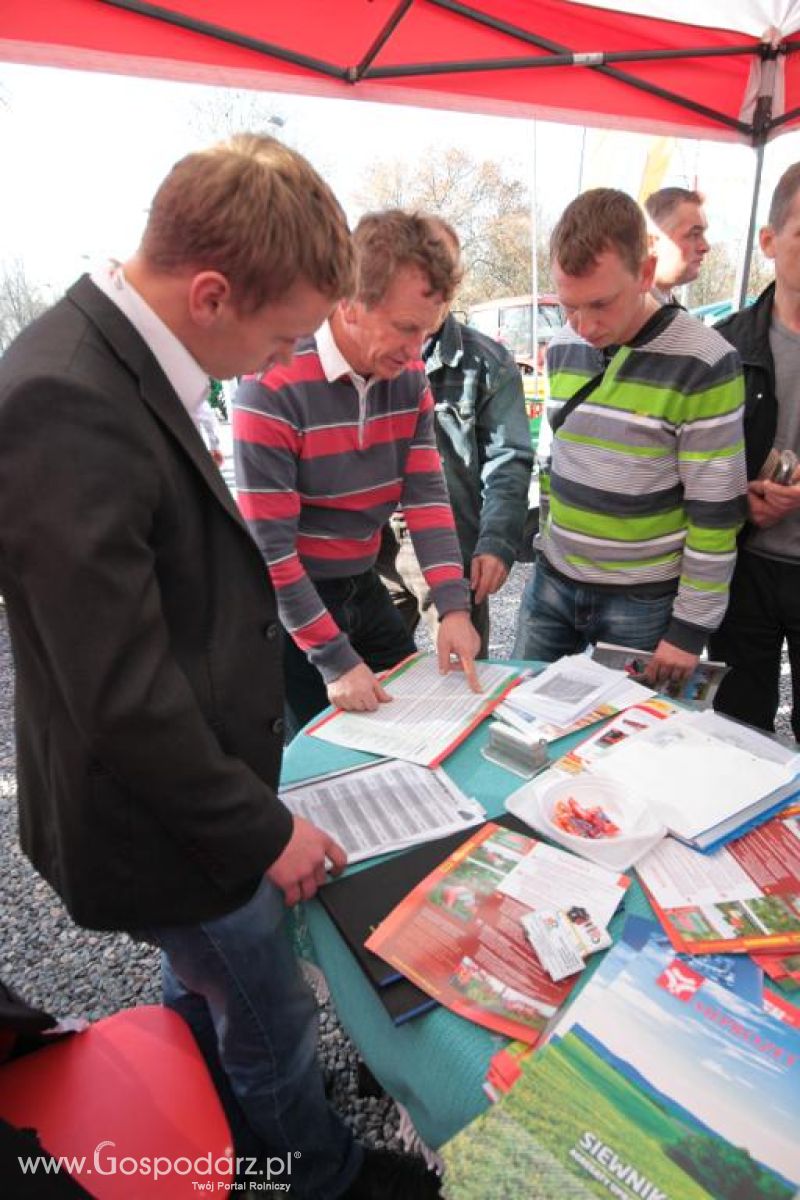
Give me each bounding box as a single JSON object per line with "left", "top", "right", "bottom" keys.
{"left": 318, "top": 815, "right": 529, "bottom": 1025}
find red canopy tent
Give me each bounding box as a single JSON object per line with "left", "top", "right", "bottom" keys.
{"left": 3, "top": 1, "right": 800, "bottom": 295}
{"left": 2, "top": 0, "right": 800, "bottom": 144}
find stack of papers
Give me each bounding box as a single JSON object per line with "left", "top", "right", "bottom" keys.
{"left": 588, "top": 709, "right": 800, "bottom": 850}
{"left": 636, "top": 800, "right": 800, "bottom": 955}
{"left": 510, "top": 706, "right": 800, "bottom": 862}
{"left": 496, "top": 654, "right": 655, "bottom": 741}
{"left": 442, "top": 916, "right": 800, "bottom": 1200}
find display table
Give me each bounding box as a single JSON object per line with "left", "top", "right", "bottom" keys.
{"left": 282, "top": 689, "right": 652, "bottom": 1150}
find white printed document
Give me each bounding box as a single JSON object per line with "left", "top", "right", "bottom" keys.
{"left": 308, "top": 652, "right": 520, "bottom": 766}
{"left": 280, "top": 758, "right": 485, "bottom": 863}
{"left": 497, "top": 840, "right": 629, "bottom": 929}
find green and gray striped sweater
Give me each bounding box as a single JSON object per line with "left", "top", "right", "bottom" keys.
{"left": 540, "top": 307, "right": 748, "bottom": 654}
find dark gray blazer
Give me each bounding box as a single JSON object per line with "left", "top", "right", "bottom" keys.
{"left": 0, "top": 277, "right": 291, "bottom": 931}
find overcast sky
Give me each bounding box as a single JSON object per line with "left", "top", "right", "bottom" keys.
{"left": 2, "top": 62, "right": 800, "bottom": 297}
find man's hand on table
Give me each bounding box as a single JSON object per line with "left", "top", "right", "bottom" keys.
{"left": 327, "top": 662, "right": 392, "bottom": 713}
{"left": 642, "top": 640, "right": 699, "bottom": 692}
{"left": 470, "top": 553, "right": 509, "bottom": 605}
{"left": 437, "top": 610, "right": 482, "bottom": 691}
{"left": 267, "top": 815, "right": 346, "bottom": 905}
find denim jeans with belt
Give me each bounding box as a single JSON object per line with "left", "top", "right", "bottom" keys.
{"left": 147, "top": 877, "right": 362, "bottom": 1198}
{"left": 513, "top": 558, "right": 676, "bottom": 661}
{"left": 283, "top": 567, "right": 417, "bottom": 740}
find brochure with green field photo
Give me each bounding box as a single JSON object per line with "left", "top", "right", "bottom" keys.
{"left": 442, "top": 919, "right": 800, "bottom": 1200}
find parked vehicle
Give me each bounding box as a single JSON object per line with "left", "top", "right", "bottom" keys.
{"left": 690, "top": 297, "right": 755, "bottom": 326}
{"left": 690, "top": 299, "right": 736, "bottom": 326}
{"left": 467, "top": 294, "right": 564, "bottom": 456}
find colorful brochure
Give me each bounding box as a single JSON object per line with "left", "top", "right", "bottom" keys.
{"left": 481, "top": 920, "right": 767, "bottom": 1104}
{"left": 365, "top": 822, "right": 628, "bottom": 1043}
{"left": 591, "top": 641, "right": 729, "bottom": 707}
{"left": 753, "top": 950, "right": 800, "bottom": 993}
{"left": 636, "top": 803, "right": 800, "bottom": 954}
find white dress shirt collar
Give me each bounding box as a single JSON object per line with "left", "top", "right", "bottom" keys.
{"left": 91, "top": 262, "right": 209, "bottom": 417}
{"left": 315, "top": 318, "right": 368, "bottom": 391}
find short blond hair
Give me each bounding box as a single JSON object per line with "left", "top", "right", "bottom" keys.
{"left": 353, "top": 210, "right": 462, "bottom": 308}
{"left": 141, "top": 133, "right": 353, "bottom": 311}
{"left": 551, "top": 188, "right": 647, "bottom": 278}
{"left": 768, "top": 163, "right": 800, "bottom": 231}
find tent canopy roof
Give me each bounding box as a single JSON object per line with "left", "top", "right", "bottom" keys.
{"left": 3, "top": 1, "right": 800, "bottom": 144}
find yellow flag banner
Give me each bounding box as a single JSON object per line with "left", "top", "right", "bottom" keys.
{"left": 638, "top": 136, "right": 676, "bottom": 203}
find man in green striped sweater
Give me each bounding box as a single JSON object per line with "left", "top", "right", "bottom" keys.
{"left": 513, "top": 189, "right": 748, "bottom": 689}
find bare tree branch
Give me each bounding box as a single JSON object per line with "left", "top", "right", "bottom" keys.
{"left": 187, "top": 90, "right": 291, "bottom": 146}
{"left": 0, "top": 260, "right": 49, "bottom": 353}
{"left": 353, "top": 146, "right": 552, "bottom": 307}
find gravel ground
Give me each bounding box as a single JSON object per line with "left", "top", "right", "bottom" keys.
{"left": 0, "top": 558, "right": 794, "bottom": 1153}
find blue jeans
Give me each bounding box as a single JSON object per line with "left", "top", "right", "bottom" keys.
{"left": 283, "top": 567, "right": 417, "bottom": 740}
{"left": 147, "top": 878, "right": 361, "bottom": 1198}
{"left": 513, "top": 559, "right": 675, "bottom": 661}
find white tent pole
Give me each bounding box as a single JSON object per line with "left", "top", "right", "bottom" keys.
{"left": 734, "top": 142, "right": 765, "bottom": 311}
{"left": 531, "top": 119, "right": 540, "bottom": 390}
{"left": 577, "top": 126, "right": 587, "bottom": 192}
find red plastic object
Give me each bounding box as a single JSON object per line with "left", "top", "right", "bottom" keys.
{"left": 0, "top": 1005, "right": 233, "bottom": 1197}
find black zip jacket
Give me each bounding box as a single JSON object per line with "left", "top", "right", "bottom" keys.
{"left": 714, "top": 283, "right": 777, "bottom": 481}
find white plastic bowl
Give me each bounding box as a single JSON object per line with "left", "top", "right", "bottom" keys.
{"left": 514, "top": 773, "right": 666, "bottom": 870}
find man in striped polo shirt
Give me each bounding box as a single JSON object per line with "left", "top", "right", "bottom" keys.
{"left": 235, "top": 210, "right": 480, "bottom": 737}
{"left": 513, "top": 188, "right": 748, "bottom": 689}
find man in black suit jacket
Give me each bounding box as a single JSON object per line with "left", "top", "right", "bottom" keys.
{"left": 0, "top": 136, "right": 438, "bottom": 1199}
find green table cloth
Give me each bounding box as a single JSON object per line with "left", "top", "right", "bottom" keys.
{"left": 282, "top": 671, "right": 652, "bottom": 1149}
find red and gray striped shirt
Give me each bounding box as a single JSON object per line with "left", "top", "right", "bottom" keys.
{"left": 233, "top": 322, "right": 469, "bottom": 682}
